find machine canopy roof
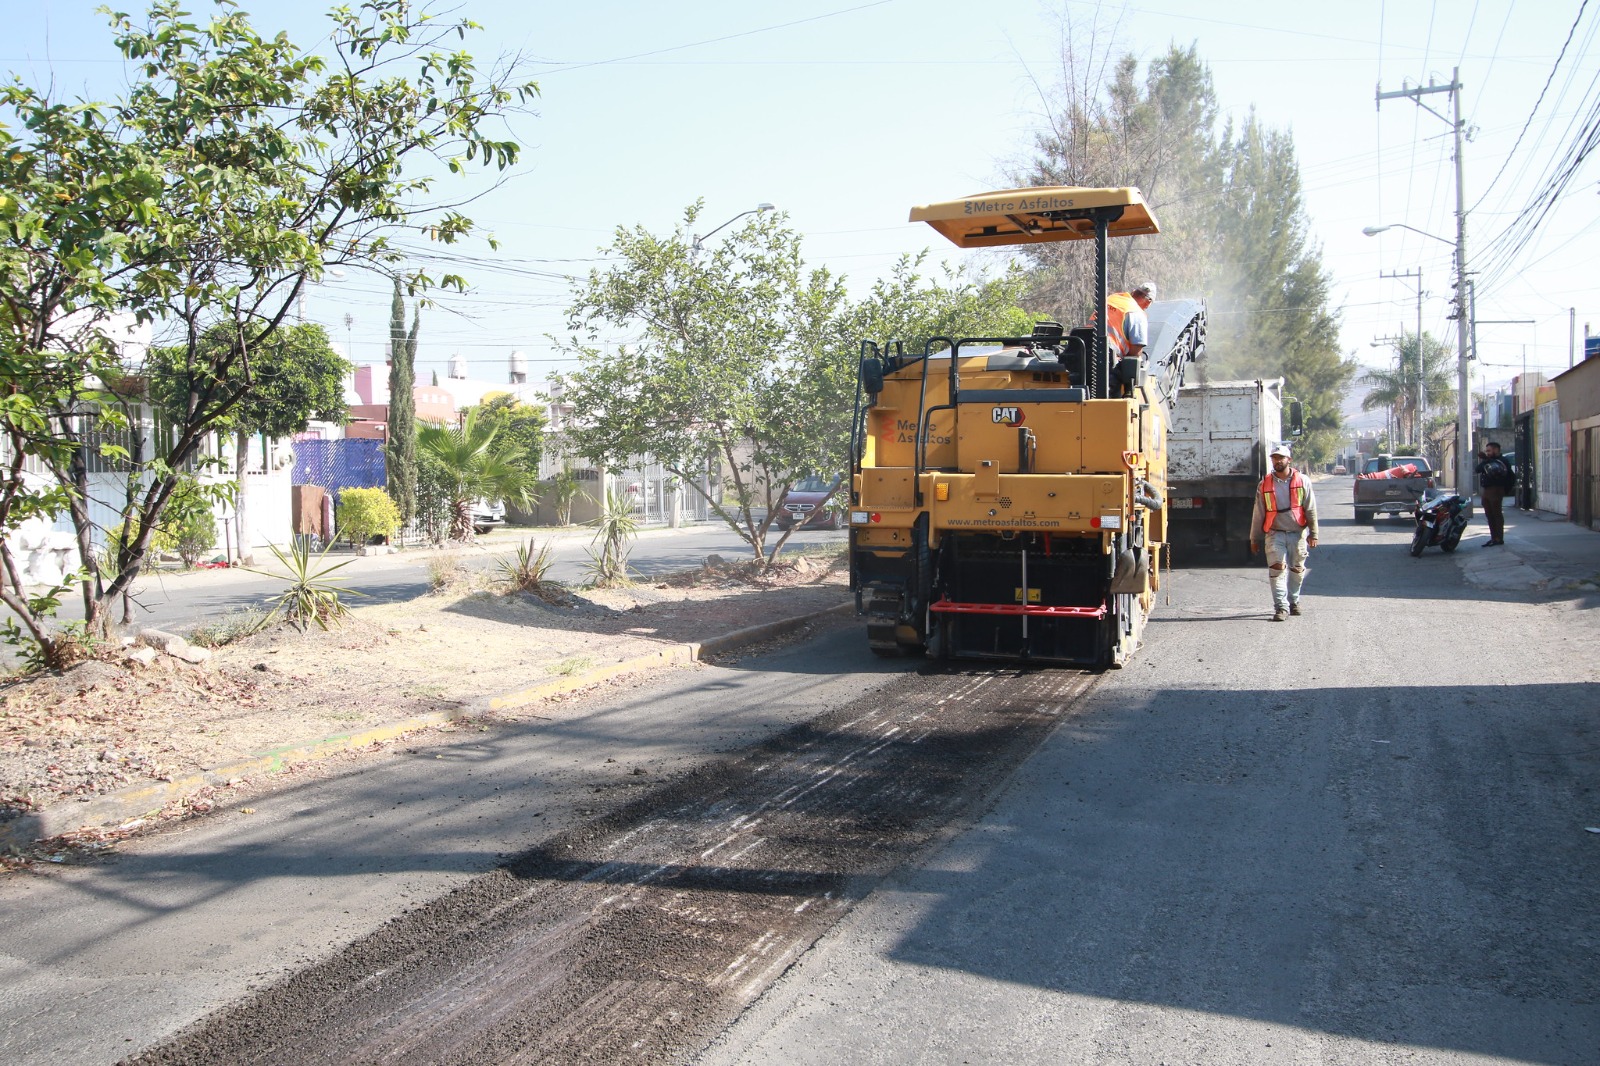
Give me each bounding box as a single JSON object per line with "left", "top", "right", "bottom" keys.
{"left": 909, "top": 186, "right": 1159, "bottom": 248}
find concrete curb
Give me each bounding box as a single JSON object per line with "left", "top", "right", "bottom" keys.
{"left": 0, "top": 601, "right": 855, "bottom": 851}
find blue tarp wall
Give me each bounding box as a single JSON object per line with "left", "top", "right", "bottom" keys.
{"left": 293, "top": 438, "right": 386, "bottom": 498}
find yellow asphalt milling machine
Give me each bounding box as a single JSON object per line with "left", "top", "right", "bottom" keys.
{"left": 848, "top": 187, "right": 1206, "bottom": 669}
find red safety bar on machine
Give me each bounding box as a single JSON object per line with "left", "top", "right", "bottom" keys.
{"left": 929, "top": 597, "right": 1108, "bottom": 619}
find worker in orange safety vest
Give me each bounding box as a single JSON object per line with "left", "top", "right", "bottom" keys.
{"left": 1248, "top": 442, "right": 1320, "bottom": 621}
{"left": 1103, "top": 281, "right": 1157, "bottom": 358}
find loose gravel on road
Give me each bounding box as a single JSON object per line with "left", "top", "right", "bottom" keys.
{"left": 125, "top": 666, "right": 1099, "bottom": 1066}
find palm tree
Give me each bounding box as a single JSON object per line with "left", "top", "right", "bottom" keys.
{"left": 417, "top": 409, "right": 539, "bottom": 541}
{"left": 1361, "top": 330, "right": 1455, "bottom": 454}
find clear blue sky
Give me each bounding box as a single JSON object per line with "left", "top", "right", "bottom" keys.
{"left": 8, "top": 0, "right": 1597, "bottom": 400}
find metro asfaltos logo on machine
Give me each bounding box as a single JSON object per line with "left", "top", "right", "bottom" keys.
{"left": 991, "top": 406, "right": 1025, "bottom": 426}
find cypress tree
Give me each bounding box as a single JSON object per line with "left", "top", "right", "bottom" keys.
{"left": 387, "top": 278, "right": 420, "bottom": 526}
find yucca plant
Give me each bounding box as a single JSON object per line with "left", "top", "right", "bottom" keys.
{"left": 498, "top": 537, "right": 556, "bottom": 594}
{"left": 250, "top": 537, "right": 365, "bottom": 631}
{"left": 584, "top": 489, "right": 639, "bottom": 588}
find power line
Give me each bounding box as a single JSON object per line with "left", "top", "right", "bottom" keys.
{"left": 1471, "top": 0, "right": 1592, "bottom": 212}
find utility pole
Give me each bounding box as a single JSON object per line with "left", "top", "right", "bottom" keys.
{"left": 1381, "top": 268, "right": 1425, "bottom": 447}
{"left": 1371, "top": 335, "right": 1404, "bottom": 450}
{"left": 1378, "top": 69, "right": 1470, "bottom": 491}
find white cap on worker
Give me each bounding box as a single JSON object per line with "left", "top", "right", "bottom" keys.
{"left": 1269, "top": 443, "right": 1291, "bottom": 458}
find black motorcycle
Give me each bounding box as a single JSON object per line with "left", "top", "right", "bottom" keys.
{"left": 1410, "top": 488, "right": 1472, "bottom": 556}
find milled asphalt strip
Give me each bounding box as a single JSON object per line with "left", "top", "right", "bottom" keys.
{"left": 0, "top": 602, "right": 854, "bottom": 851}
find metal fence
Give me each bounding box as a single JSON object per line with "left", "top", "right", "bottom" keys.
{"left": 610, "top": 457, "right": 716, "bottom": 524}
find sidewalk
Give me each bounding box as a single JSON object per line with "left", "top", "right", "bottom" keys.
{"left": 1454, "top": 503, "right": 1600, "bottom": 595}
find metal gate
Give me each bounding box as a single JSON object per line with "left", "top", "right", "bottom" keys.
{"left": 1573, "top": 427, "right": 1598, "bottom": 529}
{"left": 1514, "top": 413, "right": 1535, "bottom": 510}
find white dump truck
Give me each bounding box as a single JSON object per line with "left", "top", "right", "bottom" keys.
{"left": 1166, "top": 378, "right": 1298, "bottom": 561}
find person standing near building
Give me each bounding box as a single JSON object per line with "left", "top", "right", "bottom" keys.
{"left": 1475, "top": 440, "right": 1516, "bottom": 546}
{"left": 1249, "top": 443, "right": 1320, "bottom": 622}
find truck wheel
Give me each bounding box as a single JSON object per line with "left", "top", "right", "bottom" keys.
{"left": 1354, "top": 508, "right": 1374, "bottom": 524}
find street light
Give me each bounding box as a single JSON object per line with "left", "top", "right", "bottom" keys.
{"left": 691, "top": 203, "right": 775, "bottom": 259}
{"left": 1361, "top": 223, "right": 1452, "bottom": 244}
{"left": 1364, "top": 221, "right": 1472, "bottom": 492}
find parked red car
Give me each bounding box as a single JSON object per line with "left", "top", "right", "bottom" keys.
{"left": 774, "top": 475, "right": 842, "bottom": 531}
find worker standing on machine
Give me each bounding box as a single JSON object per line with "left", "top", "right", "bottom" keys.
{"left": 1105, "top": 281, "right": 1157, "bottom": 358}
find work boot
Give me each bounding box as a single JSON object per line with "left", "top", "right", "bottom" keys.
{"left": 1289, "top": 603, "right": 1303, "bottom": 616}
{"left": 1272, "top": 608, "right": 1288, "bottom": 622}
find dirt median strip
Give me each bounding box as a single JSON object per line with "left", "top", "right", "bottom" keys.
{"left": 0, "top": 602, "right": 856, "bottom": 852}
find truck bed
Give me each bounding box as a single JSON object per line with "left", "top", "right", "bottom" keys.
{"left": 1167, "top": 379, "right": 1283, "bottom": 559}
{"left": 1352, "top": 456, "right": 1435, "bottom": 521}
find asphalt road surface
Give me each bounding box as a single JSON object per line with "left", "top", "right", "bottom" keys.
{"left": 4, "top": 480, "right": 1595, "bottom": 1065}
{"left": 700, "top": 481, "right": 1600, "bottom": 1066}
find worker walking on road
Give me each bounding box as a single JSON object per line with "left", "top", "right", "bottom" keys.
{"left": 1249, "top": 443, "right": 1320, "bottom": 622}
{"left": 1475, "top": 440, "right": 1516, "bottom": 546}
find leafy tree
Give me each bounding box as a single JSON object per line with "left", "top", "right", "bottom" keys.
{"left": 559, "top": 209, "right": 1038, "bottom": 567}
{"left": 0, "top": 90, "right": 167, "bottom": 666}
{"left": 1201, "top": 117, "right": 1358, "bottom": 467}
{"left": 558, "top": 204, "right": 851, "bottom": 568}
{"left": 387, "top": 278, "right": 420, "bottom": 527}
{"left": 844, "top": 255, "right": 1039, "bottom": 351}
{"left": 0, "top": 0, "right": 535, "bottom": 660}
{"left": 417, "top": 408, "right": 539, "bottom": 542}
{"left": 1360, "top": 330, "right": 1456, "bottom": 458}
{"left": 472, "top": 391, "right": 547, "bottom": 479}
{"left": 149, "top": 322, "right": 349, "bottom": 565}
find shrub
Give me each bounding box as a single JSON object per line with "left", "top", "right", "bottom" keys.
{"left": 426, "top": 551, "right": 474, "bottom": 594}
{"left": 104, "top": 479, "right": 220, "bottom": 569}
{"left": 189, "top": 607, "right": 275, "bottom": 648}
{"left": 170, "top": 505, "right": 218, "bottom": 568}
{"left": 337, "top": 487, "right": 402, "bottom": 546}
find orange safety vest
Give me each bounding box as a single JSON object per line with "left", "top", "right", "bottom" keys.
{"left": 1104, "top": 292, "right": 1139, "bottom": 356}
{"left": 1259, "top": 470, "right": 1309, "bottom": 532}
